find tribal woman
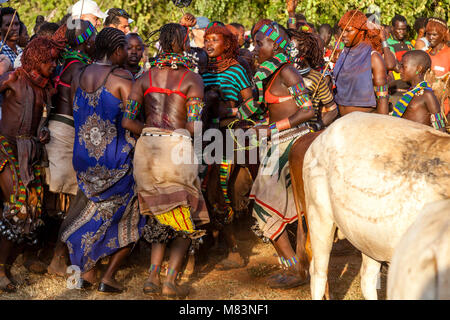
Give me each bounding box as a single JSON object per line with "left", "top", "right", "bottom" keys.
{"left": 0, "top": 36, "right": 62, "bottom": 292}
{"left": 288, "top": 28, "right": 338, "bottom": 129}
{"left": 60, "top": 27, "right": 146, "bottom": 294}
{"left": 47, "top": 19, "right": 97, "bottom": 277}
{"left": 122, "top": 23, "right": 209, "bottom": 299}
{"left": 333, "top": 10, "right": 389, "bottom": 115}
{"left": 424, "top": 17, "right": 450, "bottom": 117}
{"left": 201, "top": 24, "right": 254, "bottom": 270}
{"left": 239, "top": 19, "right": 314, "bottom": 289}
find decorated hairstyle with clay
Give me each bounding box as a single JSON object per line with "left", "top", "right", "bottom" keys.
{"left": 21, "top": 36, "right": 61, "bottom": 74}
{"left": 338, "top": 10, "right": 382, "bottom": 53}
{"left": 426, "top": 17, "right": 450, "bottom": 42}
{"left": 205, "top": 25, "right": 238, "bottom": 60}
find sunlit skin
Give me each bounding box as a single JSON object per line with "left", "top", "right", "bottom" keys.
{"left": 398, "top": 54, "right": 445, "bottom": 131}
{"left": 338, "top": 26, "right": 389, "bottom": 115}
{"left": 121, "top": 28, "right": 205, "bottom": 297}
{"left": 0, "top": 50, "right": 59, "bottom": 291}
{"left": 204, "top": 32, "right": 253, "bottom": 118}
{"left": 108, "top": 16, "right": 130, "bottom": 34}
{"left": 427, "top": 27, "right": 446, "bottom": 54}
{"left": 252, "top": 29, "right": 314, "bottom": 282}
{"left": 52, "top": 22, "right": 97, "bottom": 117}
{"left": 392, "top": 21, "right": 408, "bottom": 42}
{"left": 80, "top": 14, "right": 102, "bottom": 29}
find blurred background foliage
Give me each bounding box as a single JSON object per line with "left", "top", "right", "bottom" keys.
{"left": 6, "top": 0, "right": 450, "bottom": 47}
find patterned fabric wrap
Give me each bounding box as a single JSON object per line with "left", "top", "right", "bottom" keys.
{"left": 249, "top": 125, "right": 311, "bottom": 241}
{"left": 186, "top": 97, "right": 204, "bottom": 122}
{"left": 75, "top": 22, "right": 96, "bottom": 45}
{"left": 61, "top": 84, "right": 146, "bottom": 272}
{"left": 124, "top": 99, "right": 141, "bottom": 120}
{"left": 0, "top": 135, "right": 44, "bottom": 244}
{"left": 392, "top": 81, "right": 432, "bottom": 118}
{"left": 288, "top": 82, "right": 313, "bottom": 110}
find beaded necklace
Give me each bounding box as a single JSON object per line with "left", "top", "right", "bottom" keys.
{"left": 61, "top": 46, "right": 92, "bottom": 65}
{"left": 392, "top": 81, "right": 432, "bottom": 118}
{"left": 150, "top": 52, "right": 197, "bottom": 72}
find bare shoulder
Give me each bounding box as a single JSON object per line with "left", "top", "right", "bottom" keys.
{"left": 280, "top": 63, "right": 302, "bottom": 86}
{"left": 111, "top": 67, "right": 134, "bottom": 82}
{"left": 185, "top": 70, "right": 204, "bottom": 85}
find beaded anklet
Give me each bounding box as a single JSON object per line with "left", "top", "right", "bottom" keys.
{"left": 280, "top": 255, "right": 299, "bottom": 268}
{"left": 149, "top": 264, "right": 161, "bottom": 274}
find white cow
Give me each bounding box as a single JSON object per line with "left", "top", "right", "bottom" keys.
{"left": 387, "top": 199, "right": 450, "bottom": 300}
{"left": 302, "top": 112, "right": 450, "bottom": 300}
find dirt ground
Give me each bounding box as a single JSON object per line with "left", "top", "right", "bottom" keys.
{"left": 0, "top": 217, "right": 388, "bottom": 301}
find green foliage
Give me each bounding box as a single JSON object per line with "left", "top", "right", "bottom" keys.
{"left": 7, "top": 0, "right": 450, "bottom": 45}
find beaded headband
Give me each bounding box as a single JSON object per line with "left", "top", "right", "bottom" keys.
{"left": 76, "top": 23, "right": 96, "bottom": 45}
{"left": 258, "top": 24, "right": 288, "bottom": 50}
{"left": 428, "top": 18, "right": 448, "bottom": 28}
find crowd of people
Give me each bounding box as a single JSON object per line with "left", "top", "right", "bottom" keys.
{"left": 0, "top": 0, "right": 448, "bottom": 299}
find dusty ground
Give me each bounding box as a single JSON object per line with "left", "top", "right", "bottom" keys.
{"left": 0, "top": 219, "right": 388, "bottom": 301}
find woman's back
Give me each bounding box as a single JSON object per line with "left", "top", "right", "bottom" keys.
{"left": 73, "top": 64, "right": 135, "bottom": 189}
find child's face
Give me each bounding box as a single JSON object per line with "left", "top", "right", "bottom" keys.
{"left": 399, "top": 56, "right": 417, "bottom": 82}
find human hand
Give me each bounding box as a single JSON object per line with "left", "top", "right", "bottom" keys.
{"left": 180, "top": 13, "right": 196, "bottom": 28}
{"left": 379, "top": 25, "right": 388, "bottom": 41}
{"left": 39, "top": 127, "right": 50, "bottom": 144}
{"left": 286, "top": 0, "right": 298, "bottom": 14}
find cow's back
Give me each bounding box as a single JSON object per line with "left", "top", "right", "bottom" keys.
{"left": 303, "top": 112, "right": 450, "bottom": 261}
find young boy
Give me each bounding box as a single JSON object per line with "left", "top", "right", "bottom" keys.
{"left": 394, "top": 50, "right": 447, "bottom": 132}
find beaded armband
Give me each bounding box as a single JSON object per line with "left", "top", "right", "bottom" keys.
{"left": 288, "top": 17, "right": 297, "bottom": 25}
{"left": 237, "top": 97, "right": 258, "bottom": 120}
{"left": 374, "top": 85, "right": 389, "bottom": 99}
{"left": 269, "top": 118, "right": 291, "bottom": 135}
{"left": 430, "top": 112, "right": 446, "bottom": 130}
{"left": 288, "top": 82, "right": 313, "bottom": 110}
{"left": 124, "top": 100, "right": 141, "bottom": 120}
{"left": 186, "top": 97, "right": 204, "bottom": 122}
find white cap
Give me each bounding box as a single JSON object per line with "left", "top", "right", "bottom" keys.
{"left": 71, "top": 0, "right": 107, "bottom": 19}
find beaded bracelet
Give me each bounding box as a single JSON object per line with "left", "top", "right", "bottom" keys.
{"left": 288, "top": 83, "right": 313, "bottom": 110}
{"left": 124, "top": 100, "right": 141, "bottom": 120}
{"left": 430, "top": 112, "right": 446, "bottom": 130}
{"left": 269, "top": 118, "right": 291, "bottom": 135}
{"left": 288, "top": 17, "right": 297, "bottom": 25}
{"left": 374, "top": 85, "right": 389, "bottom": 99}
{"left": 186, "top": 97, "right": 204, "bottom": 122}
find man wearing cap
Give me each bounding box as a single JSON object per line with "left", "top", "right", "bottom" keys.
{"left": 104, "top": 8, "right": 133, "bottom": 34}
{"left": 70, "top": 0, "right": 106, "bottom": 29}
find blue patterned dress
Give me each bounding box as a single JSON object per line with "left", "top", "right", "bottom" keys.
{"left": 62, "top": 68, "right": 146, "bottom": 272}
